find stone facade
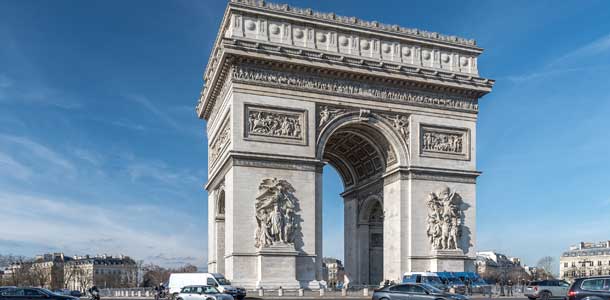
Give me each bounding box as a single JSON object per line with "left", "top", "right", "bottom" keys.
{"left": 199, "top": 0, "right": 493, "bottom": 289}
{"left": 560, "top": 241, "right": 610, "bottom": 281}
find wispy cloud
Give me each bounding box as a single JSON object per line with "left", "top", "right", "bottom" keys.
{"left": 0, "top": 134, "right": 75, "bottom": 173}
{"left": 0, "top": 75, "right": 81, "bottom": 110}
{"left": 504, "top": 33, "right": 610, "bottom": 83}
{"left": 111, "top": 120, "right": 147, "bottom": 132}
{"left": 126, "top": 161, "right": 199, "bottom": 186}
{"left": 0, "top": 151, "right": 32, "bottom": 180}
{"left": 72, "top": 148, "right": 103, "bottom": 166}
{"left": 0, "top": 191, "right": 206, "bottom": 267}
{"left": 504, "top": 65, "right": 610, "bottom": 83}
{"left": 126, "top": 94, "right": 182, "bottom": 130}
{"left": 548, "top": 33, "right": 610, "bottom": 67}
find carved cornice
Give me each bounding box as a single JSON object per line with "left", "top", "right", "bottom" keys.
{"left": 230, "top": 0, "right": 478, "bottom": 47}
{"left": 230, "top": 63, "right": 481, "bottom": 112}
{"left": 197, "top": 1, "right": 494, "bottom": 120}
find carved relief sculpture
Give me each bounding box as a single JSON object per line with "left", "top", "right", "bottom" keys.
{"left": 318, "top": 105, "right": 345, "bottom": 128}
{"left": 425, "top": 186, "right": 463, "bottom": 251}
{"left": 420, "top": 125, "right": 469, "bottom": 160}
{"left": 209, "top": 121, "right": 231, "bottom": 166}
{"left": 254, "top": 178, "right": 300, "bottom": 248}
{"left": 423, "top": 131, "right": 463, "bottom": 154}
{"left": 233, "top": 65, "right": 479, "bottom": 113}
{"left": 245, "top": 105, "right": 306, "bottom": 144}
{"left": 381, "top": 114, "right": 410, "bottom": 142}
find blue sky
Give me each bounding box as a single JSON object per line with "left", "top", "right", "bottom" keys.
{"left": 0, "top": 0, "right": 609, "bottom": 271}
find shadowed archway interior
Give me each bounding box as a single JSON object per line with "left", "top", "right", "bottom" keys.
{"left": 321, "top": 123, "right": 392, "bottom": 285}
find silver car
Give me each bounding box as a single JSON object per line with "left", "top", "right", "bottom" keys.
{"left": 176, "top": 285, "right": 233, "bottom": 300}
{"left": 525, "top": 280, "right": 570, "bottom": 300}
{"left": 373, "top": 283, "right": 469, "bottom": 300}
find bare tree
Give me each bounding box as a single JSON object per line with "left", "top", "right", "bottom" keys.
{"left": 536, "top": 256, "right": 556, "bottom": 279}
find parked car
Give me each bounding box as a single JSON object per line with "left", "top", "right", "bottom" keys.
{"left": 168, "top": 273, "right": 245, "bottom": 300}
{"left": 567, "top": 276, "right": 610, "bottom": 300}
{"left": 0, "top": 288, "right": 79, "bottom": 300}
{"left": 403, "top": 272, "right": 448, "bottom": 291}
{"left": 175, "top": 285, "right": 233, "bottom": 300}
{"left": 373, "top": 283, "right": 468, "bottom": 300}
{"left": 525, "top": 279, "right": 571, "bottom": 300}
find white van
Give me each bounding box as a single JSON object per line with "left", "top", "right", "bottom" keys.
{"left": 168, "top": 273, "right": 246, "bottom": 300}
{"left": 402, "top": 272, "right": 447, "bottom": 291}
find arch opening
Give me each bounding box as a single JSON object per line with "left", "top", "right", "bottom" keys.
{"left": 320, "top": 120, "right": 394, "bottom": 286}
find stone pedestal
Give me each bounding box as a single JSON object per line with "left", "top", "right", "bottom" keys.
{"left": 429, "top": 249, "right": 467, "bottom": 272}
{"left": 256, "top": 243, "right": 300, "bottom": 289}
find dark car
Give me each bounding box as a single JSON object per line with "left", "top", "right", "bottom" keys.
{"left": 567, "top": 276, "right": 610, "bottom": 300}
{"left": 373, "top": 283, "right": 468, "bottom": 300}
{"left": 0, "top": 288, "right": 79, "bottom": 300}
{"left": 68, "top": 291, "right": 82, "bottom": 298}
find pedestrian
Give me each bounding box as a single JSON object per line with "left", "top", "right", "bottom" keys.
{"left": 507, "top": 280, "right": 513, "bottom": 296}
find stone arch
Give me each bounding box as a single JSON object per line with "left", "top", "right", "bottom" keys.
{"left": 316, "top": 111, "right": 410, "bottom": 175}
{"left": 214, "top": 184, "right": 226, "bottom": 274}
{"left": 216, "top": 186, "right": 225, "bottom": 216}
{"left": 358, "top": 194, "right": 384, "bottom": 224}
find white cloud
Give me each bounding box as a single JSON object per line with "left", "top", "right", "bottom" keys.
{"left": 0, "top": 134, "right": 75, "bottom": 173}
{"left": 72, "top": 148, "right": 103, "bottom": 166}
{"left": 549, "top": 33, "right": 610, "bottom": 67}
{"left": 0, "top": 191, "right": 206, "bottom": 268}
{"left": 0, "top": 151, "right": 32, "bottom": 180}
{"left": 505, "top": 33, "right": 610, "bottom": 83}
{"left": 125, "top": 160, "right": 200, "bottom": 186}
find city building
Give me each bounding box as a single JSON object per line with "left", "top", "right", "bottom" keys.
{"left": 64, "top": 255, "right": 138, "bottom": 291}
{"left": 1, "top": 253, "right": 137, "bottom": 290}
{"left": 560, "top": 241, "right": 610, "bottom": 281}
{"left": 322, "top": 258, "right": 344, "bottom": 287}
{"left": 476, "top": 251, "right": 528, "bottom": 283}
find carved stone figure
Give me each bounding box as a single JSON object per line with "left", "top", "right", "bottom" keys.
{"left": 247, "top": 109, "right": 303, "bottom": 139}
{"left": 425, "top": 186, "right": 463, "bottom": 250}
{"left": 422, "top": 131, "right": 464, "bottom": 154}
{"left": 254, "top": 178, "right": 300, "bottom": 248}
{"left": 318, "top": 105, "right": 345, "bottom": 127}
{"left": 231, "top": 65, "right": 480, "bottom": 113}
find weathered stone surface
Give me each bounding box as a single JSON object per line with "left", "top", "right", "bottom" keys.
{"left": 200, "top": 0, "right": 493, "bottom": 289}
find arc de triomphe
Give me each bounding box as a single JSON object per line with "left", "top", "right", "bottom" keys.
{"left": 197, "top": 0, "right": 494, "bottom": 289}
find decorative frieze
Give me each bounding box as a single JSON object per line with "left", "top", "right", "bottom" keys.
{"left": 245, "top": 104, "right": 307, "bottom": 145}
{"left": 233, "top": 65, "right": 479, "bottom": 112}
{"left": 420, "top": 124, "right": 470, "bottom": 160}
{"left": 209, "top": 119, "right": 231, "bottom": 166}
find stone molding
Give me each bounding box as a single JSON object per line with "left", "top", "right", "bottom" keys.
{"left": 382, "top": 167, "right": 480, "bottom": 185}
{"left": 230, "top": 0, "right": 478, "bottom": 47}
{"left": 420, "top": 124, "right": 470, "bottom": 161}
{"left": 233, "top": 64, "right": 479, "bottom": 112}
{"left": 232, "top": 153, "right": 323, "bottom": 172}
{"left": 244, "top": 103, "right": 307, "bottom": 145}
{"left": 197, "top": 0, "right": 495, "bottom": 120}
